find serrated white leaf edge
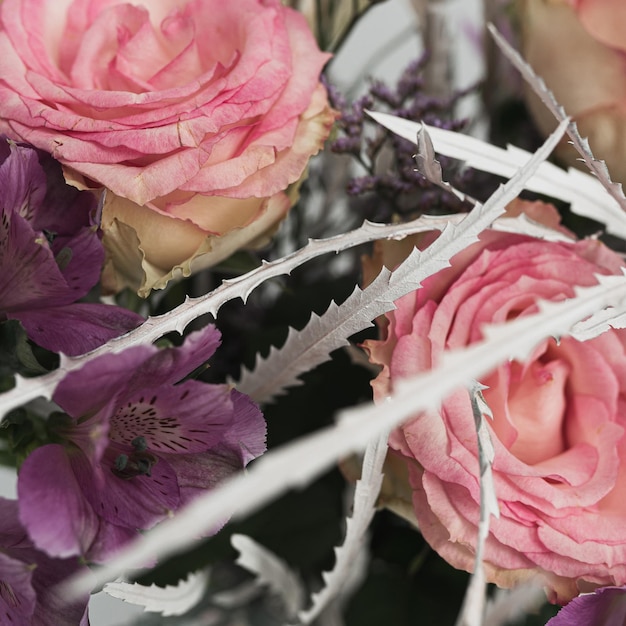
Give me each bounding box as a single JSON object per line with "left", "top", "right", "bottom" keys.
{"left": 0, "top": 212, "right": 556, "bottom": 421}
{"left": 487, "top": 23, "right": 626, "bottom": 219}
{"left": 296, "top": 432, "right": 388, "bottom": 624}
{"left": 64, "top": 118, "right": 569, "bottom": 594}
{"left": 231, "top": 534, "right": 305, "bottom": 619}
{"left": 102, "top": 571, "right": 208, "bottom": 617}
{"left": 455, "top": 383, "right": 498, "bottom": 626}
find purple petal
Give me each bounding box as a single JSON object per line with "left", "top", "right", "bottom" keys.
{"left": 166, "top": 391, "right": 266, "bottom": 511}
{"left": 17, "top": 445, "right": 100, "bottom": 559}
{"left": 49, "top": 222, "right": 104, "bottom": 302}
{"left": 547, "top": 587, "right": 626, "bottom": 626}
{"left": 0, "top": 138, "right": 105, "bottom": 317}
{"left": 13, "top": 547, "right": 90, "bottom": 626}
{"left": 84, "top": 519, "right": 141, "bottom": 565}
{"left": 168, "top": 446, "right": 244, "bottom": 508}
{"left": 80, "top": 444, "right": 181, "bottom": 531}
{"left": 0, "top": 497, "right": 90, "bottom": 624}
{"left": 29, "top": 151, "right": 97, "bottom": 237}
{"left": 13, "top": 302, "right": 143, "bottom": 356}
{"left": 53, "top": 344, "right": 155, "bottom": 419}
{"left": 224, "top": 390, "right": 267, "bottom": 465}
{"left": 0, "top": 139, "right": 46, "bottom": 222}
{"left": 121, "top": 324, "right": 223, "bottom": 392}
{"left": 0, "top": 207, "right": 70, "bottom": 311}
{"left": 0, "top": 498, "right": 29, "bottom": 548}
{"left": 0, "top": 552, "right": 36, "bottom": 624}
{"left": 54, "top": 324, "right": 221, "bottom": 418}
{"left": 108, "top": 380, "right": 233, "bottom": 454}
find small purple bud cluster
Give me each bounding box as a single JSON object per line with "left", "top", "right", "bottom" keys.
{"left": 327, "top": 54, "right": 484, "bottom": 222}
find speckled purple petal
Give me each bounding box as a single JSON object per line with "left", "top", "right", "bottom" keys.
{"left": 547, "top": 587, "right": 626, "bottom": 626}
{"left": 17, "top": 444, "right": 100, "bottom": 559}
{"left": 53, "top": 324, "right": 222, "bottom": 418}
{"left": 166, "top": 390, "right": 266, "bottom": 507}
{"left": 108, "top": 379, "right": 233, "bottom": 454}
{"left": 13, "top": 302, "right": 143, "bottom": 356}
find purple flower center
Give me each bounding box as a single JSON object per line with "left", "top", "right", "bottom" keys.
{"left": 111, "top": 436, "right": 157, "bottom": 481}
{"left": 109, "top": 394, "right": 206, "bottom": 454}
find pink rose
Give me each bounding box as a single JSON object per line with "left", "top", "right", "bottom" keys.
{"left": 519, "top": 0, "right": 626, "bottom": 184}
{"left": 363, "top": 203, "right": 626, "bottom": 603}
{"left": 0, "top": 0, "right": 335, "bottom": 295}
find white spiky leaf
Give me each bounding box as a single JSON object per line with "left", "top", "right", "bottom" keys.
{"left": 368, "top": 109, "right": 626, "bottom": 239}
{"left": 454, "top": 383, "right": 498, "bottom": 626}
{"left": 297, "top": 432, "right": 388, "bottom": 624}
{"left": 231, "top": 534, "right": 305, "bottom": 619}
{"left": 234, "top": 213, "right": 570, "bottom": 404}
{"left": 102, "top": 571, "right": 207, "bottom": 617}
{"left": 488, "top": 23, "right": 626, "bottom": 217}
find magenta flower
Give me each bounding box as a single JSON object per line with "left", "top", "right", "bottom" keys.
{"left": 17, "top": 325, "right": 266, "bottom": 562}
{"left": 0, "top": 497, "right": 89, "bottom": 625}
{"left": 546, "top": 587, "right": 626, "bottom": 625}
{"left": 0, "top": 136, "right": 142, "bottom": 356}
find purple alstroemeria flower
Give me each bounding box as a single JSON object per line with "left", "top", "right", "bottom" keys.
{"left": 0, "top": 136, "right": 142, "bottom": 356}
{"left": 17, "top": 324, "right": 266, "bottom": 563}
{"left": 546, "top": 587, "right": 626, "bottom": 626}
{"left": 0, "top": 497, "right": 89, "bottom": 625}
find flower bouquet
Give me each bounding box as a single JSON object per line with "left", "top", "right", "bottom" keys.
{"left": 1, "top": 1, "right": 626, "bottom": 625}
